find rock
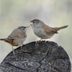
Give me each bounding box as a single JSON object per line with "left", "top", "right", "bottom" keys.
{"left": 0, "top": 41, "right": 71, "bottom": 72}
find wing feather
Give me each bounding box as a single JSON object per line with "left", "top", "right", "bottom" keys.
{"left": 43, "top": 24, "right": 58, "bottom": 35}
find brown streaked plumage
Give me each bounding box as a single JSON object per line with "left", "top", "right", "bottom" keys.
{"left": 30, "top": 19, "right": 68, "bottom": 39}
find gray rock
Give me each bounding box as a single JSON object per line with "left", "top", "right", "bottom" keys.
{"left": 0, "top": 41, "right": 71, "bottom": 72}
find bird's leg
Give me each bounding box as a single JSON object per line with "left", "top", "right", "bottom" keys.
{"left": 12, "top": 46, "right": 17, "bottom": 60}
{"left": 41, "top": 38, "right": 45, "bottom": 41}
{"left": 12, "top": 46, "right": 15, "bottom": 56}
{"left": 35, "top": 38, "right": 42, "bottom": 47}
{"left": 40, "top": 39, "right": 42, "bottom": 41}
{"left": 20, "top": 45, "right": 23, "bottom": 51}
{"left": 35, "top": 40, "right": 39, "bottom": 48}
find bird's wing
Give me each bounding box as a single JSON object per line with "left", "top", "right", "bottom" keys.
{"left": 8, "top": 29, "right": 26, "bottom": 39}
{"left": 43, "top": 24, "right": 58, "bottom": 35}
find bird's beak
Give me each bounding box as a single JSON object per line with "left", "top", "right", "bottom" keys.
{"left": 30, "top": 23, "right": 32, "bottom": 26}
{"left": 25, "top": 23, "right": 32, "bottom": 29}
{"left": 30, "top": 20, "right": 33, "bottom": 23}
{"left": 30, "top": 20, "right": 33, "bottom": 25}
{"left": 30, "top": 21, "right": 33, "bottom": 26}
{"left": 26, "top": 25, "right": 30, "bottom": 28}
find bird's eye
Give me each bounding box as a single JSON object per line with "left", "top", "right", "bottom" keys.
{"left": 21, "top": 28, "right": 24, "bottom": 30}
{"left": 36, "top": 21, "right": 39, "bottom": 24}
{"left": 34, "top": 21, "right": 39, "bottom": 24}
{"left": 23, "top": 28, "right": 25, "bottom": 30}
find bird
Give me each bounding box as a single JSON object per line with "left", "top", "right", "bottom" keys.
{"left": 30, "top": 19, "right": 68, "bottom": 39}
{"left": 0, "top": 26, "right": 29, "bottom": 56}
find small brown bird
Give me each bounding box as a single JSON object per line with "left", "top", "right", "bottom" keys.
{"left": 30, "top": 19, "right": 68, "bottom": 39}
{"left": 0, "top": 26, "right": 28, "bottom": 56}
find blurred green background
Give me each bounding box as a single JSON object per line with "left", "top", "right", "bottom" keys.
{"left": 0, "top": 0, "right": 72, "bottom": 66}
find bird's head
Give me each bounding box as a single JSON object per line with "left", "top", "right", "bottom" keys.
{"left": 30, "top": 19, "right": 40, "bottom": 24}
{"left": 18, "top": 26, "right": 26, "bottom": 30}
{"left": 18, "top": 26, "right": 30, "bottom": 31}
{"left": 30, "top": 19, "right": 44, "bottom": 28}
{"left": 30, "top": 19, "right": 44, "bottom": 25}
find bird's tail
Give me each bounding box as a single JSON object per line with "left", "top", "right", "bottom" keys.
{"left": 55, "top": 25, "right": 68, "bottom": 31}
{"left": 0, "top": 38, "right": 7, "bottom": 41}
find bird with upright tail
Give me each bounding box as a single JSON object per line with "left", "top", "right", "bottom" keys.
{"left": 30, "top": 19, "right": 68, "bottom": 39}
